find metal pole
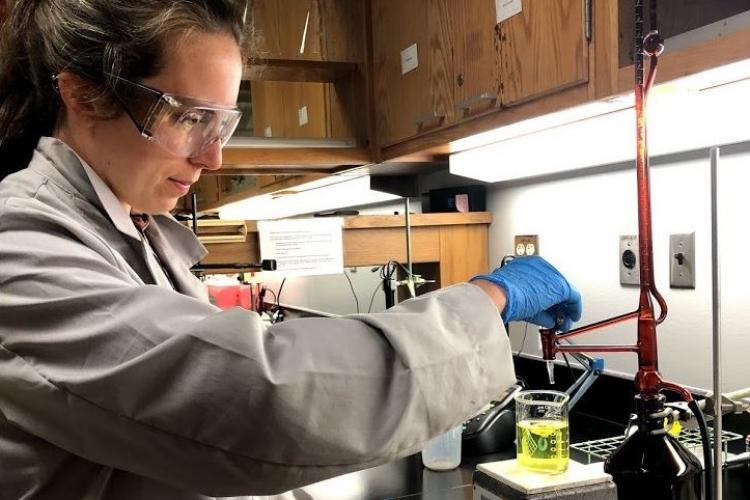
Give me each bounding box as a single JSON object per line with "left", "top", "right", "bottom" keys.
{"left": 404, "top": 197, "right": 413, "bottom": 277}
{"left": 710, "top": 147, "right": 722, "bottom": 499}
{"left": 190, "top": 193, "right": 199, "bottom": 236}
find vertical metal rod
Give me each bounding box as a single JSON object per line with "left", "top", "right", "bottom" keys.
{"left": 190, "top": 193, "right": 199, "bottom": 236}
{"left": 710, "top": 147, "right": 723, "bottom": 499}
{"left": 404, "top": 197, "right": 413, "bottom": 277}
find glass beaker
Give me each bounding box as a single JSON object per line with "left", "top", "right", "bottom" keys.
{"left": 421, "top": 425, "right": 463, "bottom": 471}
{"left": 514, "top": 390, "right": 570, "bottom": 474}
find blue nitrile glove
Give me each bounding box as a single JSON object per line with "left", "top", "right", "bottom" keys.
{"left": 471, "top": 256, "right": 582, "bottom": 332}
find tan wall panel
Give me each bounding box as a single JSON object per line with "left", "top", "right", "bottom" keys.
{"left": 343, "top": 227, "right": 440, "bottom": 267}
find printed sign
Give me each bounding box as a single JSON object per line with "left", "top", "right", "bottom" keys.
{"left": 496, "top": 0, "right": 522, "bottom": 24}
{"left": 258, "top": 218, "right": 344, "bottom": 276}
{"left": 400, "top": 43, "right": 419, "bottom": 75}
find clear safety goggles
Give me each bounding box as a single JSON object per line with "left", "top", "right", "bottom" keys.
{"left": 110, "top": 75, "right": 242, "bottom": 158}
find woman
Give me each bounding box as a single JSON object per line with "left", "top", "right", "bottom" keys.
{"left": 0, "top": 1, "right": 581, "bottom": 499}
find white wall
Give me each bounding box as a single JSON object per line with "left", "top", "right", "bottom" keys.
{"left": 485, "top": 143, "right": 750, "bottom": 392}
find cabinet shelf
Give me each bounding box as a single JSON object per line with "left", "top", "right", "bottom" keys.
{"left": 244, "top": 58, "right": 358, "bottom": 83}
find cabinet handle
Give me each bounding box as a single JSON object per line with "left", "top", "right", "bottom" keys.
{"left": 455, "top": 92, "right": 498, "bottom": 115}
{"left": 414, "top": 111, "right": 447, "bottom": 130}
{"left": 584, "top": 0, "right": 592, "bottom": 41}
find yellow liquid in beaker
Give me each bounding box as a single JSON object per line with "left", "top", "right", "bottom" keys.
{"left": 516, "top": 419, "right": 570, "bottom": 474}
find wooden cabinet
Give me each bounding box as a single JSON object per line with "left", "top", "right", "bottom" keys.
{"left": 450, "top": 0, "right": 501, "bottom": 120}
{"left": 499, "top": 0, "right": 589, "bottom": 106}
{"left": 617, "top": 0, "right": 750, "bottom": 69}
{"left": 614, "top": 0, "right": 750, "bottom": 92}
{"left": 225, "top": 0, "right": 372, "bottom": 166}
{"left": 371, "top": 0, "right": 453, "bottom": 146}
{"left": 250, "top": 81, "right": 330, "bottom": 139}
{"left": 250, "top": 0, "right": 323, "bottom": 60}
{"left": 370, "top": 0, "right": 591, "bottom": 148}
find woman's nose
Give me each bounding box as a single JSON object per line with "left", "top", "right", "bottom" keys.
{"left": 189, "top": 139, "right": 223, "bottom": 171}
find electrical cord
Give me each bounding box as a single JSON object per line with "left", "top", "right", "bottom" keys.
{"left": 263, "top": 288, "right": 277, "bottom": 305}
{"left": 343, "top": 271, "right": 360, "bottom": 313}
{"left": 688, "top": 399, "right": 713, "bottom": 500}
{"left": 380, "top": 261, "right": 398, "bottom": 281}
{"left": 562, "top": 352, "right": 577, "bottom": 384}
{"left": 516, "top": 322, "right": 530, "bottom": 356}
{"left": 260, "top": 278, "right": 286, "bottom": 324}
{"left": 275, "top": 277, "right": 286, "bottom": 311}
{"left": 367, "top": 280, "right": 382, "bottom": 313}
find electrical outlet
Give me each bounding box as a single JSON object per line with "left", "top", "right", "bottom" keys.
{"left": 620, "top": 235, "right": 639, "bottom": 286}
{"left": 514, "top": 235, "right": 539, "bottom": 256}
{"left": 670, "top": 233, "right": 695, "bottom": 289}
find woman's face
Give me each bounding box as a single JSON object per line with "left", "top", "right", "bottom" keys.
{"left": 89, "top": 32, "right": 243, "bottom": 213}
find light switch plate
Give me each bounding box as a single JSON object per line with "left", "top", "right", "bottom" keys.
{"left": 670, "top": 233, "right": 695, "bottom": 289}
{"left": 620, "top": 235, "right": 639, "bottom": 286}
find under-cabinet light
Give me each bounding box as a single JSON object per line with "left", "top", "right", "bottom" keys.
{"left": 450, "top": 58, "right": 750, "bottom": 183}
{"left": 217, "top": 174, "right": 400, "bottom": 221}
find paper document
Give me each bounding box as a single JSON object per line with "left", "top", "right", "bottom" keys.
{"left": 258, "top": 218, "right": 344, "bottom": 276}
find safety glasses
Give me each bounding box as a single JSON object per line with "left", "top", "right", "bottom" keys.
{"left": 109, "top": 75, "right": 242, "bottom": 158}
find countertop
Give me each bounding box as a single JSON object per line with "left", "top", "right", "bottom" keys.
{"left": 275, "top": 413, "right": 750, "bottom": 499}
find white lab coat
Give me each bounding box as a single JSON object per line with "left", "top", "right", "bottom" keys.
{"left": 0, "top": 137, "right": 515, "bottom": 499}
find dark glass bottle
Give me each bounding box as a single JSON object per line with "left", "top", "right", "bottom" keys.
{"left": 604, "top": 394, "right": 703, "bottom": 500}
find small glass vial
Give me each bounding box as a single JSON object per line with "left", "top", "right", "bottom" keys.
{"left": 421, "top": 425, "right": 463, "bottom": 471}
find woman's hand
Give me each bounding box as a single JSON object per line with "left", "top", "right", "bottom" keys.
{"left": 471, "top": 256, "right": 582, "bottom": 332}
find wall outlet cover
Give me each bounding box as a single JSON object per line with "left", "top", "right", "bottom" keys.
{"left": 514, "top": 235, "right": 539, "bottom": 256}
{"left": 620, "top": 235, "right": 639, "bottom": 286}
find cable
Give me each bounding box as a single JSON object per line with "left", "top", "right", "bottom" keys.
{"left": 380, "top": 261, "right": 398, "bottom": 281}
{"left": 264, "top": 287, "right": 277, "bottom": 304}
{"left": 275, "top": 277, "right": 286, "bottom": 311}
{"left": 562, "top": 352, "right": 576, "bottom": 384}
{"left": 367, "top": 280, "right": 382, "bottom": 313}
{"left": 343, "top": 271, "right": 360, "bottom": 313}
{"left": 688, "top": 399, "right": 713, "bottom": 500}
{"left": 516, "top": 322, "right": 530, "bottom": 356}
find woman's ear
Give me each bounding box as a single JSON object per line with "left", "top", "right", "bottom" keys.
{"left": 54, "top": 71, "right": 106, "bottom": 123}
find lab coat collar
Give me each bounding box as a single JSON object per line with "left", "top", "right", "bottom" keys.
{"left": 80, "top": 161, "right": 141, "bottom": 240}
{"left": 33, "top": 137, "right": 207, "bottom": 268}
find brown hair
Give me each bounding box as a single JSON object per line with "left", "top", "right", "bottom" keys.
{"left": 0, "top": 0, "right": 250, "bottom": 180}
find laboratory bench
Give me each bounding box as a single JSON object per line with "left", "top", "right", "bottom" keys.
{"left": 282, "top": 411, "right": 750, "bottom": 499}
{"left": 279, "top": 357, "right": 750, "bottom": 499}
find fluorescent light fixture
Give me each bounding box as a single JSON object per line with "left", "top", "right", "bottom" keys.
{"left": 217, "top": 175, "right": 400, "bottom": 220}
{"left": 450, "top": 58, "right": 750, "bottom": 183}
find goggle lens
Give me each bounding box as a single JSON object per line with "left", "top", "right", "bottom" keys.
{"left": 111, "top": 75, "right": 242, "bottom": 159}
{"left": 148, "top": 104, "right": 242, "bottom": 158}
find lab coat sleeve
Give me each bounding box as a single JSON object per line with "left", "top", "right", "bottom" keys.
{"left": 0, "top": 203, "right": 515, "bottom": 496}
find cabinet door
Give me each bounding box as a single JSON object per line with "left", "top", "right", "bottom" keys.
{"left": 499, "top": 0, "right": 589, "bottom": 106}
{"left": 251, "top": 81, "right": 330, "bottom": 139}
{"left": 371, "top": 0, "right": 453, "bottom": 147}
{"left": 284, "top": 82, "right": 329, "bottom": 138}
{"left": 250, "top": 0, "right": 322, "bottom": 60}
{"left": 251, "top": 81, "right": 287, "bottom": 138}
{"left": 450, "top": 0, "right": 501, "bottom": 120}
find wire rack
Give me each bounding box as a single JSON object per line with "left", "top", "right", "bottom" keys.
{"left": 571, "top": 428, "right": 744, "bottom": 462}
